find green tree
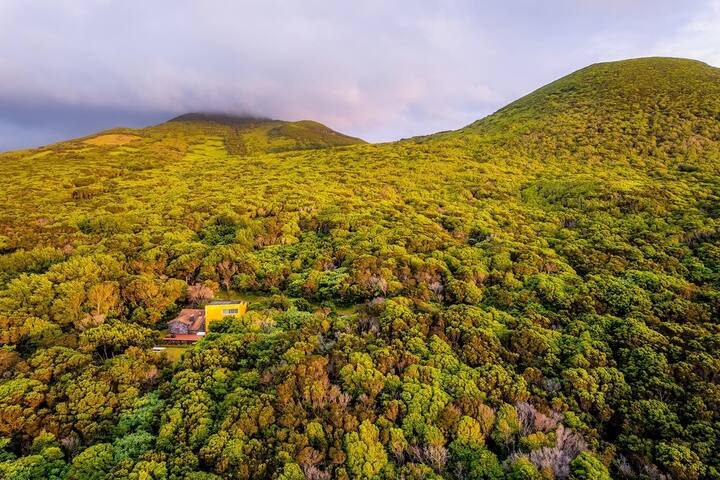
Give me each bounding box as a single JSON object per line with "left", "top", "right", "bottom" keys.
{"left": 569, "top": 452, "right": 610, "bottom": 480}
{"left": 345, "top": 420, "right": 388, "bottom": 479}
{"left": 66, "top": 443, "right": 116, "bottom": 480}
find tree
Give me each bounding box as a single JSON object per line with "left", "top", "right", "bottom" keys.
{"left": 339, "top": 352, "right": 385, "bottom": 398}
{"left": 113, "top": 431, "right": 155, "bottom": 462}
{"left": 0, "top": 442, "right": 66, "bottom": 480}
{"left": 569, "top": 452, "right": 610, "bottom": 480}
{"left": 507, "top": 456, "right": 542, "bottom": 480}
{"left": 277, "top": 463, "right": 305, "bottom": 480}
{"left": 66, "top": 443, "right": 115, "bottom": 480}
{"left": 87, "top": 282, "right": 119, "bottom": 317}
{"left": 0, "top": 378, "right": 47, "bottom": 440}
{"left": 217, "top": 259, "right": 239, "bottom": 291}
{"left": 449, "top": 441, "right": 504, "bottom": 480}
{"left": 456, "top": 416, "right": 487, "bottom": 446}
{"left": 79, "top": 323, "right": 156, "bottom": 360}
{"left": 492, "top": 404, "right": 521, "bottom": 449}
{"left": 187, "top": 283, "right": 215, "bottom": 305}
{"left": 344, "top": 420, "right": 388, "bottom": 479}
{"left": 655, "top": 442, "right": 705, "bottom": 480}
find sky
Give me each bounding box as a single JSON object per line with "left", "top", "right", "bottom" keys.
{"left": 1, "top": 0, "right": 719, "bottom": 151}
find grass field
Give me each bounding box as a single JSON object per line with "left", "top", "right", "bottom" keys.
{"left": 159, "top": 346, "right": 189, "bottom": 363}
{"left": 82, "top": 133, "right": 140, "bottom": 146}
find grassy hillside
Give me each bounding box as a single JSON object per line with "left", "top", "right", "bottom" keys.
{"left": 0, "top": 58, "right": 719, "bottom": 479}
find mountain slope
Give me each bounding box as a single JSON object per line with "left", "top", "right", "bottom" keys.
{"left": 447, "top": 57, "right": 720, "bottom": 165}
{"left": 162, "top": 112, "right": 365, "bottom": 154}
{"left": 3, "top": 113, "right": 364, "bottom": 163}
{"left": 0, "top": 58, "right": 719, "bottom": 479}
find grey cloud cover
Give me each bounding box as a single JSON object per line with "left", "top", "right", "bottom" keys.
{"left": 1, "top": 0, "right": 719, "bottom": 151}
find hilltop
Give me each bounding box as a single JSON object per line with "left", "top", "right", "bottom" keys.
{"left": 0, "top": 58, "right": 719, "bottom": 479}
{"left": 162, "top": 112, "right": 366, "bottom": 153}
{"left": 432, "top": 57, "right": 720, "bottom": 164}
{"left": 3, "top": 112, "right": 364, "bottom": 161}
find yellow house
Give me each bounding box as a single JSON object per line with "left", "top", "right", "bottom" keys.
{"left": 204, "top": 300, "right": 248, "bottom": 332}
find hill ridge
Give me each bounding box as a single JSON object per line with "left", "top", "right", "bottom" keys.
{"left": 168, "top": 112, "right": 276, "bottom": 125}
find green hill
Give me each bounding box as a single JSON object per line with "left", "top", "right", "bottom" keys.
{"left": 457, "top": 57, "right": 720, "bottom": 163}
{"left": 16, "top": 112, "right": 364, "bottom": 157}
{"left": 164, "top": 112, "right": 366, "bottom": 153}
{"left": 0, "top": 58, "right": 718, "bottom": 479}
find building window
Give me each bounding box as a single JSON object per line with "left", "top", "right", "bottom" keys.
{"left": 223, "top": 308, "right": 239, "bottom": 315}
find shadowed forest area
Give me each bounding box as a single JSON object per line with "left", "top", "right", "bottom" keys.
{"left": 0, "top": 58, "right": 719, "bottom": 479}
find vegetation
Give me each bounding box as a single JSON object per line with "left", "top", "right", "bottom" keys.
{"left": 1, "top": 57, "right": 719, "bottom": 479}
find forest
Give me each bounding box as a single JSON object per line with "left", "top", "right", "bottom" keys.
{"left": 0, "top": 57, "right": 718, "bottom": 479}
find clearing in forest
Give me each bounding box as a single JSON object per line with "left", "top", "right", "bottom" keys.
{"left": 83, "top": 133, "right": 140, "bottom": 146}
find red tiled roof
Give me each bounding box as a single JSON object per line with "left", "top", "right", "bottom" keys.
{"left": 189, "top": 316, "right": 205, "bottom": 332}
{"left": 170, "top": 309, "right": 205, "bottom": 326}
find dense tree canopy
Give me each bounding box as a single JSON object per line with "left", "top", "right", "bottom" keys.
{"left": 1, "top": 57, "right": 719, "bottom": 479}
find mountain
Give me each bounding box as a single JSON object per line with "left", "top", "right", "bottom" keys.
{"left": 0, "top": 58, "right": 719, "bottom": 479}
{"left": 25, "top": 112, "right": 364, "bottom": 158}
{"left": 163, "top": 112, "right": 366, "bottom": 153}
{"left": 432, "top": 57, "right": 720, "bottom": 164}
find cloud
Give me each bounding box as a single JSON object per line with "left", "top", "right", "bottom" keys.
{"left": 651, "top": 0, "right": 720, "bottom": 66}
{"left": 0, "top": 0, "right": 716, "bottom": 150}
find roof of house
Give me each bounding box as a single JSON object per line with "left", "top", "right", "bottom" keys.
{"left": 207, "top": 300, "right": 247, "bottom": 305}
{"left": 189, "top": 315, "right": 205, "bottom": 332}
{"left": 169, "top": 308, "right": 205, "bottom": 326}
